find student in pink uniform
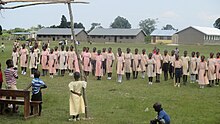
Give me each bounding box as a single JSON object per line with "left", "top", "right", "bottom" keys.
{"left": 124, "top": 48, "right": 133, "bottom": 80}
{"left": 153, "top": 49, "right": 163, "bottom": 83}
{"left": 106, "top": 47, "right": 115, "bottom": 80}
{"left": 12, "top": 47, "right": 19, "bottom": 70}
{"left": 41, "top": 46, "right": 49, "bottom": 76}
{"left": 116, "top": 50, "right": 125, "bottom": 83}
{"left": 195, "top": 52, "right": 201, "bottom": 82}
{"left": 207, "top": 52, "right": 216, "bottom": 87}
{"left": 162, "top": 50, "right": 170, "bottom": 81}
{"left": 169, "top": 50, "right": 175, "bottom": 79}
{"left": 29, "top": 48, "right": 37, "bottom": 78}
{"left": 58, "top": 45, "right": 67, "bottom": 76}
{"left": 91, "top": 47, "right": 97, "bottom": 76}
{"left": 146, "top": 53, "right": 155, "bottom": 85}
{"left": 49, "top": 49, "right": 56, "bottom": 78}
{"left": 190, "top": 51, "right": 197, "bottom": 83}
{"left": 54, "top": 46, "right": 59, "bottom": 75}
{"left": 34, "top": 43, "right": 40, "bottom": 68}
{"left": 82, "top": 47, "right": 91, "bottom": 77}
{"left": 95, "top": 50, "right": 104, "bottom": 80}
{"left": 65, "top": 46, "right": 69, "bottom": 71}
{"left": 132, "top": 48, "right": 141, "bottom": 79}
{"left": 181, "top": 51, "right": 190, "bottom": 85}
{"left": 20, "top": 43, "right": 29, "bottom": 75}
{"left": 140, "top": 49, "right": 148, "bottom": 79}
{"left": 215, "top": 53, "right": 220, "bottom": 86}
{"left": 102, "top": 48, "right": 107, "bottom": 76}
{"left": 67, "top": 46, "right": 75, "bottom": 76}
{"left": 198, "top": 55, "right": 209, "bottom": 89}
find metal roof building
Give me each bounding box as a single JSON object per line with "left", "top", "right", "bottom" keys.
{"left": 88, "top": 28, "right": 146, "bottom": 43}
{"left": 173, "top": 26, "right": 220, "bottom": 45}
{"left": 150, "top": 29, "right": 177, "bottom": 44}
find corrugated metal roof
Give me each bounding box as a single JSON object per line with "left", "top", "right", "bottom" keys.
{"left": 37, "top": 28, "right": 85, "bottom": 35}
{"left": 12, "top": 32, "right": 31, "bottom": 35}
{"left": 150, "top": 29, "right": 176, "bottom": 36}
{"left": 192, "top": 26, "right": 220, "bottom": 36}
{"left": 88, "top": 28, "right": 146, "bottom": 36}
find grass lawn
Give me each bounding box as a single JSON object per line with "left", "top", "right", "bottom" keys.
{"left": 0, "top": 41, "right": 220, "bottom": 124}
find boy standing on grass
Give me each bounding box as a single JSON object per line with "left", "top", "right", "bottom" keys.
{"left": 68, "top": 72, "right": 87, "bottom": 121}
{"left": 26, "top": 70, "right": 47, "bottom": 116}
{"left": 150, "top": 102, "right": 170, "bottom": 124}
{"left": 4, "top": 59, "right": 19, "bottom": 113}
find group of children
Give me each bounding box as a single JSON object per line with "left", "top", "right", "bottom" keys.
{"left": 5, "top": 41, "right": 220, "bottom": 88}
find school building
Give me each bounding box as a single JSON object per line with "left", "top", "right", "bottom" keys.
{"left": 150, "top": 29, "right": 177, "bottom": 44}
{"left": 36, "top": 28, "right": 88, "bottom": 42}
{"left": 88, "top": 28, "right": 146, "bottom": 43}
{"left": 173, "top": 26, "right": 220, "bottom": 45}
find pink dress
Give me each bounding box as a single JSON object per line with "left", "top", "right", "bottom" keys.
{"left": 58, "top": 51, "right": 67, "bottom": 70}
{"left": 95, "top": 55, "right": 104, "bottom": 76}
{"left": 216, "top": 58, "right": 220, "bottom": 79}
{"left": 49, "top": 53, "right": 56, "bottom": 74}
{"left": 196, "top": 57, "right": 201, "bottom": 74}
{"left": 82, "top": 52, "right": 91, "bottom": 72}
{"left": 117, "top": 56, "right": 125, "bottom": 75}
{"left": 207, "top": 58, "right": 216, "bottom": 80}
{"left": 41, "top": 51, "right": 49, "bottom": 70}
{"left": 198, "top": 61, "right": 209, "bottom": 85}
{"left": 132, "top": 54, "right": 141, "bottom": 71}
{"left": 20, "top": 48, "right": 29, "bottom": 67}
{"left": 74, "top": 52, "right": 80, "bottom": 73}
{"left": 54, "top": 51, "right": 59, "bottom": 69}
{"left": 190, "top": 57, "right": 197, "bottom": 75}
{"left": 12, "top": 52, "right": 19, "bottom": 68}
{"left": 140, "top": 54, "right": 148, "bottom": 72}
{"left": 153, "top": 54, "right": 162, "bottom": 74}
{"left": 106, "top": 52, "right": 115, "bottom": 73}
{"left": 67, "top": 51, "right": 75, "bottom": 70}
{"left": 181, "top": 56, "right": 190, "bottom": 75}
{"left": 124, "top": 53, "right": 133, "bottom": 73}
{"left": 29, "top": 52, "right": 37, "bottom": 69}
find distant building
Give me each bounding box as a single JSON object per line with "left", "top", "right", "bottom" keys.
{"left": 36, "top": 28, "right": 88, "bottom": 42}
{"left": 150, "top": 29, "right": 177, "bottom": 44}
{"left": 12, "top": 32, "right": 36, "bottom": 40}
{"left": 88, "top": 28, "right": 146, "bottom": 43}
{"left": 173, "top": 26, "right": 220, "bottom": 45}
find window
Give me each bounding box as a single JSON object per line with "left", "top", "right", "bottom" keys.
{"left": 126, "top": 36, "right": 129, "bottom": 39}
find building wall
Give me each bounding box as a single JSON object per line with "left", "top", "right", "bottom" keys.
{"left": 151, "top": 36, "right": 173, "bottom": 44}
{"left": 75, "top": 31, "right": 88, "bottom": 42}
{"left": 89, "top": 32, "right": 145, "bottom": 43}
{"left": 175, "top": 28, "right": 204, "bottom": 44}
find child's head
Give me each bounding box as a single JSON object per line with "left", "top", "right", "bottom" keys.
{"left": 201, "top": 55, "right": 205, "bottom": 61}
{"left": 97, "top": 50, "right": 101, "bottom": 55}
{"left": 74, "top": 72, "right": 80, "bottom": 81}
{"left": 117, "top": 48, "right": 121, "bottom": 52}
{"left": 153, "top": 102, "right": 162, "bottom": 112}
{"left": 216, "top": 52, "right": 220, "bottom": 58}
{"left": 13, "top": 47, "right": 17, "bottom": 52}
{"left": 184, "top": 51, "right": 187, "bottom": 56}
{"left": 210, "top": 52, "right": 214, "bottom": 58}
{"left": 191, "top": 51, "right": 195, "bottom": 57}
{"left": 34, "top": 71, "right": 41, "bottom": 78}
{"left": 156, "top": 49, "right": 160, "bottom": 54}
{"left": 50, "top": 48, "right": 54, "bottom": 54}
{"left": 34, "top": 43, "right": 38, "bottom": 49}
{"left": 70, "top": 45, "right": 74, "bottom": 51}
{"left": 196, "top": 52, "right": 200, "bottom": 57}
{"left": 108, "top": 47, "right": 112, "bottom": 53}
{"left": 93, "top": 47, "right": 96, "bottom": 52}
{"left": 126, "top": 48, "right": 130, "bottom": 53}
{"left": 164, "top": 50, "right": 168, "bottom": 55}
{"left": 54, "top": 46, "right": 58, "bottom": 51}
{"left": 31, "top": 47, "right": 34, "bottom": 53}
{"left": 118, "top": 50, "right": 122, "bottom": 56}
{"left": 42, "top": 46, "right": 46, "bottom": 51}
{"left": 175, "top": 55, "right": 179, "bottom": 60}
{"left": 6, "top": 59, "right": 14, "bottom": 68}
{"left": 135, "top": 48, "right": 138, "bottom": 54}
{"left": 61, "top": 45, "right": 65, "bottom": 51}
{"left": 22, "top": 43, "right": 25, "bottom": 48}
{"left": 86, "top": 47, "right": 89, "bottom": 52}
{"left": 66, "top": 46, "right": 69, "bottom": 51}
{"left": 83, "top": 47, "right": 86, "bottom": 52}
{"left": 2, "top": 43, "right": 4, "bottom": 45}
{"left": 148, "top": 53, "right": 153, "bottom": 59}
{"left": 171, "top": 50, "right": 175, "bottom": 56}
{"left": 142, "top": 49, "right": 146, "bottom": 54}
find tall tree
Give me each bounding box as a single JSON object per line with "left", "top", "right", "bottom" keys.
{"left": 162, "top": 24, "right": 177, "bottom": 30}
{"left": 139, "top": 18, "right": 157, "bottom": 35}
{"left": 59, "top": 15, "right": 68, "bottom": 28}
{"left": 74, "top": 22, "right": 85, "bottom": 29}
{"left": 214, "top": 18, "right": 220, "bottom": 29}
{"left": 110, "top": 16, "right": 131, "bottom": 29}
{"left": 0, "top": 25, "right": 2, "bottom": 35}
{"left": 88, "top": 23, "right": 102, "bottom": 32}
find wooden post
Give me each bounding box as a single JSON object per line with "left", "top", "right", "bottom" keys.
{"left": 67, "top": 2, "right": 88, "bottom": 118}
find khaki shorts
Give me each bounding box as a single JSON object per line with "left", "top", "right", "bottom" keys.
{"left": 6, "top": 84, "right": 17, "bottom": 90}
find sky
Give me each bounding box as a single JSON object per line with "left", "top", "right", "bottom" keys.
{"left": 0, "top": 0, "right": 219, "bottom": 31}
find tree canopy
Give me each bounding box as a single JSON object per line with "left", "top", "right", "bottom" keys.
{"left": 139, "top": 18, "right": 157, "bottom": 35}
{"left": 214, "top": 18, "right": 220, "bottom": 29}
{"left": 162, "top": 24, "right": 177, "bottom": 30}
{"left": 88, "top": 23, "right": 102, "bottom": 32}
{"left": 110, "top": 16, "right": 131, "bottom": 29}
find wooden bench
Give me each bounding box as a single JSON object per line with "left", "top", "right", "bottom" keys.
{"left": 0, "top": 89, "right": 42, "bottom": 119}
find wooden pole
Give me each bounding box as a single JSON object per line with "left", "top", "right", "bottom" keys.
{"left": 67, "top": 2, "right": 88, "bottom": 119}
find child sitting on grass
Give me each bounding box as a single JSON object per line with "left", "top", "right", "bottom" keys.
{"left": 150, "top": 102, "right": 170, "bottom": 124}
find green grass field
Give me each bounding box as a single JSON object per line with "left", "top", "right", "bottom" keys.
{"left": 0, "top": 41, "right": 220, "bottom": 124}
